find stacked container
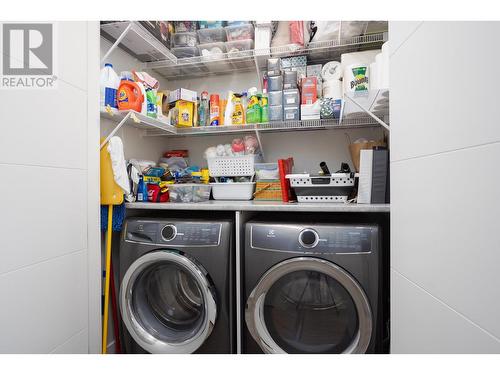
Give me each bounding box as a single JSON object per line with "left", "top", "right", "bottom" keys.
{"left": 225, "top": 22, "right": 254, "bottom": 57}
{"left": 197, "top": 23, "right": 227, "bottom": 59}
{"left": 171, "top": 21, "right": 199, "bottom": 58}
{"left": 267, "top": 58, "right": 283, "bottom": 122}
{"left": 282, "top": 70, "right": 300, "bottom": 121}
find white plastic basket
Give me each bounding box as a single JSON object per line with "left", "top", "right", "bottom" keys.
{"left": 210, "top": 182, "right": 256, "bottom": 200}
{"left": 207, "top": 154, "right": 261, "bottom": 177}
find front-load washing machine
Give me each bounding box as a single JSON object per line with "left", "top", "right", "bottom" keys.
{"left": 119, "top": 217, "right": 234, "bottom": 354}
{"left": 243, "top": 221, "right": 382, "bottom": 354}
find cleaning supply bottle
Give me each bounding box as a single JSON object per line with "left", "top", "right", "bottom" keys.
{"left": 260, "top": 89, "right": 269, "bottom": 123}
{"left": 231, "top": 93, "right": 245, "bottom": 125}
{"left": 117, "top": 80, "right": 144, "bottom": 112}
{"left": 246, "top": 87, "right": 262, "bottom": 124}
{"left": 146, "top": 88, "right": 158, "bottom": 118}
{"left": 198, "top": 91, "right": 209, "bottom": 126}
{"left": 209, "top": 94, "right": 220, "bottom": 126}
{"left": 137, "top": 175, "right": 148, "bottom": 202}
{"left": 100, "top": 63, "right": 120, "bottom": 112}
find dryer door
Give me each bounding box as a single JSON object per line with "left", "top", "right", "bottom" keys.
{"left": 120, "top": 250, "right": 217, "bottom": 354}
{"left": 245, "top": 257, "right": 372, "bottom": 354}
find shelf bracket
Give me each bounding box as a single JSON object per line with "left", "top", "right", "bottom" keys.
{"left": 100, "top": 111, "right": 134, "bottom": 149}
{"left": 101, "top": 22, "right": 133, "bottom": 65}
{"left": 343, "top": 94, "right": 390, "bottom": 131}
{"left": 254, "top": 128, "right": 265, "bottom": 161}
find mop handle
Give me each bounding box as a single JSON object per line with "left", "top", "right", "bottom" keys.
{"left": 102, "top": 204, "right": 113, "bottom": 354}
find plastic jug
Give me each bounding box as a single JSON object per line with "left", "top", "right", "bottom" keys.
{"left": 100, "top": 63, "right": 120, "bottom": 111}
{"left": 117, "top": 80, "right": 144, "bottom": 112}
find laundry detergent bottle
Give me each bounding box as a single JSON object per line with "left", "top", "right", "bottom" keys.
{"left": 117, "top": 80, "right": 144, "bottom": 112}
{"left": 100, "top": 63, "right": 121, "bottom": 112}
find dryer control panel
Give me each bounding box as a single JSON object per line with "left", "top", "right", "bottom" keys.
{"left": 125, "top": 220, "right": 222, "bottom": 247}
{"left": 250, "top": 223, "right": 377, "bottom": 254}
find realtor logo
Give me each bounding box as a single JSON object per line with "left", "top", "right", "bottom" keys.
{"left": 1, "top": 23, "right": 56, "bottom": 88}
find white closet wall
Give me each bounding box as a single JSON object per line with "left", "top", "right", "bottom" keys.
{"left": 0, "top": 22, "right": 100, "bottom": 353}
{"left": 390, "top": 21, "right": 500, "bottom": 353}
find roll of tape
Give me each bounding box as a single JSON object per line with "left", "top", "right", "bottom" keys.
{"left": 322, "top": 61, "right": 342, "bottom": 82}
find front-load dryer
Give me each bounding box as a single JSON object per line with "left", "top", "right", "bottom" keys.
{"left": 119, "top": 217, "right": 234, "bottom": 354}
{"left": 243, "top": 221, "right": 382, "bottom": 354}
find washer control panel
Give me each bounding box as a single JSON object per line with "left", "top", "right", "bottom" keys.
{"left": 250, "top": 223, "right": 376, "bottom": 254}
{"left": 125, "top": 220, "right": 221, "bottom": 246}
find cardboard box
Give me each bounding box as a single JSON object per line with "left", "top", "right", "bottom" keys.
{"left": 301, "top": 77, "right": 318, "bottom": 105}
{"left": 168, "top": 88, "right": 197, "bottom": 104}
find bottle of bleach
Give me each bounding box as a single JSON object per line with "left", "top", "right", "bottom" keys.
{"left": 100, "top": 63, "right": 121, "bottom": 112}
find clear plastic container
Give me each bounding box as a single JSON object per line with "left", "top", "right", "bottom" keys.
{"left": 225, "top": 39, "right": 254, "bottom": 57}
{"left": 199, "top": 21, "right": 224, "bottom": 29}
{"left": 171, "top": 47, "right": 199, "bottom": 59}
{"left": 198, "top": 42, "right": 226, "bottom": 60}
{"left": 211, "top": 182, "right": 255, "bottom": 200}
{"left": 226, "top": 21, "right": 251, "bottom": 27}
{"left": 225, "top": 24, "right": 254, "bottom": 41}
{"left": 197, "top": 27, "right": 226, "bottom": 43}
{"left": 168, "top": 184, "right": 211, "bottom": 203}
{"left": 173, "top": 21, "right": 197, "bottom": 33}
{"left": 171, "top": 32, "right": 198, "bottom": 47}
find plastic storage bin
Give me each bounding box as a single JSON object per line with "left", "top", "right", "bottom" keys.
{"left": 207, "top": 154, "right": 261, "bottom": 177}
{"left": 225, "top": 40, "right": 254, "bottom": 57}
{"left": 197, "top": 27, "right": 226, "bottom": 43}
{"left": 168, "top": 184, "right": 212, "bottom": 203}
{"left": 225, "top": 24, "right": 254, "bottom": 41}
{"left": 171, "top": 32, "right": 197, "bottom": 47}
{"left": 198, "top": 42, "right": 226, "bottom": 60}
{"left": 210, "top": 182, "right": 256, "bottom": 200}
{"left": 171, "top": 47, "right": 199, "bottom": 58}
{"left": 199, "top": 21, "right": 224, "bottom": 29}
{"left": 174, "top": 21, "right": 197, "bottom": 33}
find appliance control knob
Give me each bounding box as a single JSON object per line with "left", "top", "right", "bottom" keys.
{"left": 299, "top": 229, "right": 319, "bottom": 248}
{"left": 161, "top": 224, "right": 177, "bottom": 241}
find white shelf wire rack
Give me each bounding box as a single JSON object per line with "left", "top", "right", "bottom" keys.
{"left": 343, "top": 89, "right": 389, "bottom": 130}
{"left": 145, "top": 32, "right": 387, "bottom": 80}
{"left": 144, "top": 117, "right": 381, "bottom": 137}
{"left": 101, "top": 22, "right": 177, "bottom": 63}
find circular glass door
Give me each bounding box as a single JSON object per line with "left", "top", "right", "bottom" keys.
{"left": 245, "top": 257, "right": 372, "bottom": 354}
{"left": 120, "top": 250, "right": 217, "bottom": 354}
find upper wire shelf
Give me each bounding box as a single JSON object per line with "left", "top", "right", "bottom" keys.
{"left": 145, "top": 32, "right": 387, "bottom": 80}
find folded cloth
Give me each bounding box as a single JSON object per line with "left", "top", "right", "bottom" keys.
{"left": 107, "top": 136, "right": 130, "bottom": 195}
{"left": 132, "top": 71, "right": 159, "bottom": 90}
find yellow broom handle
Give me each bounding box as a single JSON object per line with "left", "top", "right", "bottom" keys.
{"left": 102, "top": 204, "right": 113, "bottom": 354}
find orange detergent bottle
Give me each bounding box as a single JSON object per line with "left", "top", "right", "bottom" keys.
{"left": 117, "top": 80, "right": 144, "bottom": 112}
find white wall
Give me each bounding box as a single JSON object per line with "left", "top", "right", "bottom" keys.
{"left": 390, "top": 21, "right": 500, "bottom": 353}
{"left": 0, "top": 22, "right": 100, "bottom": 353}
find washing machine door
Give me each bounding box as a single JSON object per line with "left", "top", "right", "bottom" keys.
{"left": 120, "top": 250, "right": 217, "bottom": 354}
{"left": 245, "top": 257, "right": 372, "bottom": 354}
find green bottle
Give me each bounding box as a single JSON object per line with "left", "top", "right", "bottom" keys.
{"left": 246, "top": 87, "right": 262, "bottom": 124}
{"left": 260, "top": 90, "right": 269, "bottom": 123}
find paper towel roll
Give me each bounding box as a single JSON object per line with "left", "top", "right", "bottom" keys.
{"left": 323, "top": 79, "right": 342, "bottom": 99}
{"left": 380, "top": 42, "right": 390, "bottom": 89}
{"left": 322, "top": 61, "right": 342, "bottom": 81}
{"left": 370, "top": 61, "right": 379, "bottom": 90}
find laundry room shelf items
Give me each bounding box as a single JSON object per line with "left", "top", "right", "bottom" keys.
{"left": 100, "top": 21, "right": 386, "bottom": 80}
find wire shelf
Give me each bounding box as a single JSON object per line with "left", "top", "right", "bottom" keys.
{"left": 143, "top": 117, "right": 381, "bottom": 137}
{"left": 145, "top": 32, "right": 387, "bottom": 80}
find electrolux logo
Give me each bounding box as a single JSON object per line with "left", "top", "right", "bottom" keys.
{"left": 1, "top": 23, "right": 57, "bottom": 89}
